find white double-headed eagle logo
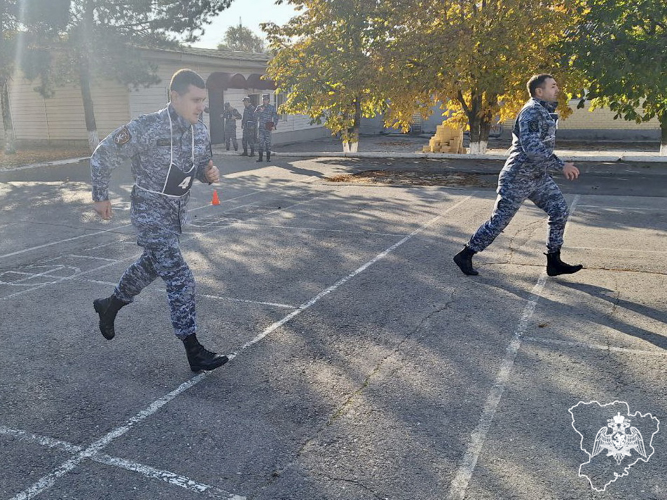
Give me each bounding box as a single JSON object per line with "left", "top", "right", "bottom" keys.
{"left": 592, "top": 412, "right": 647, "bottom": 465}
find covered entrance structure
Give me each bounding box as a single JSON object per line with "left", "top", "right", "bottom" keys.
{"left": 206, "top": 72, "right": 276, "bottom": 145}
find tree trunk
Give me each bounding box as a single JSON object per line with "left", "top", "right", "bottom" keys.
{"left": 80, "top": 1, "right": 98, "bottom": 152}
{"left": 342, "top": 98, "right": 361, "bottom": 153}
{"left": 1, "top": 78, "right": 16, "bottom": 154}
{"left": 660, "top": 115, "right": 666, "bottom": 156}
{"left": 79, "top": 54, "right": 99, "bottom": 152}
{"left": 468, "top": 116, "right": 492, "bottom": 154}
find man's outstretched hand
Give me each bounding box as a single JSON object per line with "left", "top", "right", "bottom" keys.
{"left": 94, "top": 200, "right": 112, "bottom": 220}
{"left": 563, "top": 162, "right": 580, "bottom": 180}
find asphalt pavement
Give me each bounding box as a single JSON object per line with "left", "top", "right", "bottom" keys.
{"left": 0, "top": 151, "right": 665, "bottom": 500}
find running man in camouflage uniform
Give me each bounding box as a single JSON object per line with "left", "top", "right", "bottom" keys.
{"left": 240, "top": 96, "right": 256, "bottom": 157}
{"left": 254, "top": 93, "right": 279, "bottom": 162}
{"left": 454, "top": 74, "right": 583, "bottom": 277}
{"left": 223, "top": 102, "right": 242, "bottom": 151}
{"left": 91, "top": 69, "right": 228, "bottom": 372}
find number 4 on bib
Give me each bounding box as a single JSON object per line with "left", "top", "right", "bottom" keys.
{"left": 178, "top": 177, "right": 192, "bottom": 190}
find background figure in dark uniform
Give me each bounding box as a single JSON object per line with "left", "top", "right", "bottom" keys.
{"left": 90, "top": 69, "right": 228, "bottom": 373}
{"left": 223, "top": 101, "right": 242, "bottom": 151}
{"left": 454, "top": 74, "right": 583, "bottom": 277}
{"left": 240, "top": 96, "right": 256, "bottom": 157}
{"left": 254, "top": 93, "right": 279, "bottom": 162}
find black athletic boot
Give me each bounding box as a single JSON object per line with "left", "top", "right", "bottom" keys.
{"left": 93, "top": 295, "right": 128, "bottom": 340}
{"left": 266, "top": 151, "right": 271, "bottom": 162}
{"left": 240, "top": 149, "right": 248, "bottom": 156}
{"left": 453, "top": 246, "right": 479, "bottom": 276}
{"left": 182, "top": 334, "right": 228, "bottom": 372}
{"left": 256, "top": 151, "right": 263, "bottom": 162}
{"left": 546, "top": 251, "right": 583, "bottom": 277}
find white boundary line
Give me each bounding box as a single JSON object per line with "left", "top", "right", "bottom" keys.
{"left": 0, "top": 193, "right": 331, "bottom": 302}
{"left": 8, "top": 195, "right": 473, "bottom": 500}
{"left": 446, "top": 195, "right": 581, "bottom": 500}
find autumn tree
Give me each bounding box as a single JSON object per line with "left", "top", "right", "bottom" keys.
{"left": 263, "top": 0, "right": 387, "bottom": 151}
{"left": 217, "top": 24, "right": 265, "bottom": 53}
{"left": 560, "top": 0, "right": 667, "bottom": 155}
{"left": 379, "top": 0, "right": 575, "bottom": 153}
{"left": 29, "top": 0, "right": 232, "bottom": 152}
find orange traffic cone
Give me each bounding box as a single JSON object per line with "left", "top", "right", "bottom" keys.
{"left": 211, "top": 190, "right": 220, "bottom": 205}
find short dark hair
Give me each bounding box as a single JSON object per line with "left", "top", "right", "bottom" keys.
{"left": 527, "top": 74, "right": 554, "bottom": 97}
{"left": 170, "top": 69, "right": 206, "bottom": 95}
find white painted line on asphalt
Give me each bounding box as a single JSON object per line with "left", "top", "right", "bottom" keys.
{"left": 446, "top": 274, "right": 548, "bottom": 500}
{"left": 0, "top": 425, "right": 244, "bottom": 499}
{"left": 9, "top": 194, "right": 472, "bottom": 500}
{"left": 523, "top": 336, "right": 667, "bottom": 357}
{"left": 0, "top": 189, "right": 265, "bottom": 261}
{"left": 200, "top": 293, "right": 297, "bottom": 310}
{"left": 92, "top": 454, "right": 245, "bottom": 499}
{"left": 0, "top": 425, "right": 83, "bottom": 454}
{"left": 8, "top": 373, "right": 211, "bottom": 500}
{"left": 0, "top": 193, "right": 333, "bottom": 302}
{"left": 229, "top": 196, "right": 473, "bottom": 358}
{"left": 0, "top": 227, "right": 130, "bottom": 260}
{"left": 447, "top": 196, "right": 581, "bottom": 500}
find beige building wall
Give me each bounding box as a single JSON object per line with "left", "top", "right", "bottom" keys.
{"left": 6, "top": 71, "right": 130, "bottom": 143}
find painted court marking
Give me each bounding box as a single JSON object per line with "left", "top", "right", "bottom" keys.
{"left": 5, "top": 195, "right": 473, "bottom": 500}
{"left": 446, "top": 195, "right": 581, "bottom": 500}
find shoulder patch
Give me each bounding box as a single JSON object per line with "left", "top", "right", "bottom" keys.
{"left": 529, "top": 119, "right": 540, "bottom": 133}
{"left": 113, "top": 126, "right": 131, "bottom": 146}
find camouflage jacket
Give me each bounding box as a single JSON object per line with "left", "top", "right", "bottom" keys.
{"left": 223, "top": 107, "right": 242, "bottom": 127}
{"left": 241, "top": 105, "right": 256, "bottom": 130}
{"left": 91, "top": 105, "right": 212, "bottom": 234}
{"left": 254, "top": 103, "right": 279, "bottom": 129}
{"left": 501, "top": 98, "right": 564, "bottom": 184}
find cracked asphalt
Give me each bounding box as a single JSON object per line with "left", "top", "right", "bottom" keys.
{"left": 0, "top": 154, "right": 665, "bottom": 500}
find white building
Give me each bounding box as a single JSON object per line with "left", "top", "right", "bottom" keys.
{"left": 2, "top": 46, "right": 328, "bottom": 147}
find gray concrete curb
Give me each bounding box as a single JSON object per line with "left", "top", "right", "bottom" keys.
{"left": 260, "top": 151, "right": 667, "bottom": 163}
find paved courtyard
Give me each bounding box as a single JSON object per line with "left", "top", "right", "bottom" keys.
{"left": 0, "top": 154, "right": 665, "bottom": 499}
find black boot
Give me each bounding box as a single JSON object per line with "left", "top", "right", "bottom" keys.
{"left": 240, "top": 149, "right": 248, "bottom": 156}
{"left": 182, "top": 334, "right": 228, "bottom": 372}
{"left": 546, "top": 250, "right": 583, "bottom": 277}
{"left": 266, "top": 151, "right": 271, "bottom": 162}
{"left": 453, "top": 246, "right": 479, "bottom": 276}
{"left": 256, "top": 151, "right": 263, "bottom": 162}
{"left": 249, "top": 149, "right": 255, "bottom": 157}
{"left": 93, "top": 295, "right": 128, "bottom": 340}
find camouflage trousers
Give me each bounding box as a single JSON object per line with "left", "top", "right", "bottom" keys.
{"left": 467, "top": 174, "right": 569, "bottom": 254}
{"left": 225, "top": 124, "right": 238, "bottom": 150}
{"left": 257, "top": 128, "right": 272, "bottom": 153}
{"left": 113, "top": 229, "right": 196, "bottom": 339}
{"left": 242, "top": 127, "right": 256, "bottom": 152}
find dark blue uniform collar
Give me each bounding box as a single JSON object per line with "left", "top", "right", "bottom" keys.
{"left": 531, "top": 97, "right": 558, "bottom": 113}
{"left": 167, "top": 104, "right": 192, "bottom": 131}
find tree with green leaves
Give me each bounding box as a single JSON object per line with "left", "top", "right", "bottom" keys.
{"left": 560, "top": 0, "right": 667, "bottom": 155}
{"left": 263, "top": 0, "right": 387, "bottom": 151}
{"left": 217, "top": 24, "right": 265, "bottom": 53}
{"left": 0, "top": 0, "right": 69, "bottom": 153}
{"left": 27, "top": 0, "right": 232, "bottom": 152}
{"left": 378, "top": 0, "right": 577, "bottom": 154}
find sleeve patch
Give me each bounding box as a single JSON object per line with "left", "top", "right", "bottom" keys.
{"left": 113, "top": 126, "right": 131, "bottom": 146}
{"left": 528, "top": 120, "right": 540, "bottom": 133}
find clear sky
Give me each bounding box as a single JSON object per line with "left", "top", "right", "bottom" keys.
{"left": 191, "top": 0, "right": 298, "bottom": 49}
